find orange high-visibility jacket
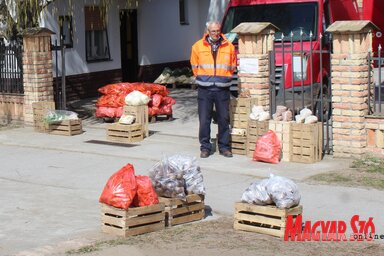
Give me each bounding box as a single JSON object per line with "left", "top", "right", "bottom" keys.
{"left": 190, "top": 34, "right": 236, "bottom": 87}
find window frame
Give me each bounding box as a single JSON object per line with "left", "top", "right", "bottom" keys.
{"left": 179, "top": 0, "right": 189, "bottom": 25}
{"left": 84, "top": 6, "right": 111, "bottom": 63}
{"left": 59, "top": 15, "right": 73, "bottom": 48}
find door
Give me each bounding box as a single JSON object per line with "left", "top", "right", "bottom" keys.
{"left": 120, "top": 9, "right": 138, "bottom": 82}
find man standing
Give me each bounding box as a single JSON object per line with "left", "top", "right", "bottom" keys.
{"left": 190, "top": 21, "right": 236, "bottom": 158}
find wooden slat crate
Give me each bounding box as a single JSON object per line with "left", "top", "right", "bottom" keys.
{"left": 106, "top": 123, "right": 144, "bottom": 143}
{"left": 159, "top": 194, "right": 205, "bottom": 227}
{"left": 290, "top": 122, "right": 323, "bottom": 163}
{"left": 269, "top": 121, "right": 292, "bottom": 162}
{"left": 217, "top": 133, "right": 247, "bottom": 155}
{"left": 230, "top": 97, "right": 258, "bottom": 129}
{"left": 123, "top": 105, "right": 149, "bottom": 137}
{"left": 230, "top": 134, "right": 247, "bottom": 155}
{"left": 246, "top": 120, "right": 269, "bottom": 158}
{"left": 47, "top": 119, "right": 83, "bottom": 136}
{"left": 32, "top": 101, "right": 55, "bottom": 132}
{"left": 234, "top": 202, "right": 303, "bottom": 238}
{"left": 101, "top": 203, "right": 165, "bottom": 237}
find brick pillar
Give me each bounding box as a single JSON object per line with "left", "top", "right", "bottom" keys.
{"left": 232, "top": 23, "right": 277, "bottom": 110}
{"left": 22, "top": 28, "right": 55, "bottom": 126}
{"left": 327, "top": 21, "right": 376, "bottom": 158}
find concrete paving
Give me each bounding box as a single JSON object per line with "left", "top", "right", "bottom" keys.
{"left": 0, "top": 89, "right": 383, "bottom": 256}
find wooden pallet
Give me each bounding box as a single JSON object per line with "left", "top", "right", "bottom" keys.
{"left": 290, "top": 122, "right": 323, "bottom": 163}
{"left": 101, "top": 203, "right": 165, "bottom": 237}
{"left": 230, "top": 98, "right": 258, "bottom": 129}
{"left": 246, "top": 120, "right": 269, "bottom": 158}
{"left": 106, "top": 123, "right": 144, "bottom": 143}
{"left": 123, "top": 105, "right": 149, "bottom": 138}
{"left": 234, "top": 202, "right": 303, "bottom": 238}
{"left": 159, "top": 194, "right": 205, "bottom": 227}
{"left": 32, "top": 101, "right": 55, "bottom": 133}
{"left": 47, "top": 119, "right": 83, "bottom": 136}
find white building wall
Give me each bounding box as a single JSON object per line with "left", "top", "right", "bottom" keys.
{"left": 41, "top": 0, "right": 131, "bottom": 76}
{"left": 39, "top": 0, "right": 228, "bottom": 76}
{"left": 137, "top": 0, "right": 206, "bottom": 66}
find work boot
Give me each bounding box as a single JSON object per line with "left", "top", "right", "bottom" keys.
{"left": 220, "top": 150, "right": 233, "bottom": 158}
{"left": 200, "top": 150, "right": 210, "bottom": 158}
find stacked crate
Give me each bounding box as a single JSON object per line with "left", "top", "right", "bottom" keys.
{"left": 230, "top": 98, "right": 258, "bottom": 129}
{"left": 101, "top": 203, "right": 165, "bottom": 237}
{"left": 268, "top": 121, "right": 292, "bottom": 162}
{"left": 229, "top": 98, "right": 258, "bottom": 155}
{"left": 32, "top": 101, "right": 55, "bottom": 132}
{"left": 290, "top": 122, "right": 323, "bottom": 163}
{"left": 246, "top": 120, "right": 269, "bottom": 158}
{"left": 123, "top": 104, "right": 149, "bottom": 137}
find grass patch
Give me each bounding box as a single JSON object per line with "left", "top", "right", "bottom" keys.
{"left": 306, "top": 154, "right": 384, "bottom": 190}
{"left": 350, "top": 154, "right": 384, "bottom": 174}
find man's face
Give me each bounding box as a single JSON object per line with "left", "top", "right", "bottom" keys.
{"left": 208, "top": 24, "right": 221, "bottom": 41}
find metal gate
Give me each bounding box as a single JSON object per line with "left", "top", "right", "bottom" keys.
{"left": 269, "top": 33, "right": 332, "bottom": 155}
{"left": 52, "top": 39, "right": 66, "bottom": 110}
{"left": 368, "top": 47, "right": 384, "bottom": 116}
{"left": 0, "top": 39, "right": 23, "bottom": 94}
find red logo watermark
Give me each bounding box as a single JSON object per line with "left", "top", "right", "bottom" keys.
{"left": 284, "top": 214, "right": 380, "bottom": 241}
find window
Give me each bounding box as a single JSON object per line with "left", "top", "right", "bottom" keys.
{"left": 179, "top": 0, "right": 189, "bottom": 25}
{"left": 59, "top": 16, "right": 73, "bottom": 48}
{"left": 84, "top": 6, "right": 111, "bottom": 62}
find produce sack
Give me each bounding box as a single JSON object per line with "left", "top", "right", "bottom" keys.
{"left": 99, "top": 163, "right": 137, "bottom": 209}
{"left": 241, "top": 179, "right": 273, "bottom": 205}
{"left": 253, "top": 130, "right": 281, "bottom": 164}
{"left": 44, "top": 110, "right": 78, "bottom": 123}
{"left": 125, "top": 90, "right": 151, "bottom": 105}
{"left": 266, "top": 174, "right": 301, "bottom": 209}
{"left": 149, "top": 156, "right": 186, "bottom": 199}
{"left": 133, "top": 175, "right": 159, "bottom": 207}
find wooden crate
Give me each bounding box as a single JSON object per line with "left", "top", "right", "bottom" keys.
{"left": 123, "top": 105, "right": 149, "bottom": 137}
{"left": 47, "top": 119, "right": 83, "bottom": 136}
{"left": 230, "top": 134, "right": 247, "bottom": 155}
{"left": 216, "top": 133, "right": 247, "bottom": 155}
{"left": 290, "top": 122, "right": 323, "bottom": 163}
{"left": 32, "top": 101, "right": 55, "bottom": 132}
{"left": 101, "top": 203, "right": 165, "bottom": 237}
{"left": 269, "top": 121, "right": 292, "bottom": 162}
{"left": 246, "top": 120, "right": 269, "bottom": 158}
{"left": 159, "top": 194, "right": 205, "bottom": 227}
{"left": 230, "top": 98, "right": 258, "bottom": 129}
{"left": 234, "top": 202, "right": 303, "bottom": 238}
{"left": 106, "top": 123, "right": 144, "bottom": 143}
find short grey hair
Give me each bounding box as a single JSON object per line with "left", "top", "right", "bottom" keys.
{"left": 206, "top": 21, "right": 221, "bottom": 30}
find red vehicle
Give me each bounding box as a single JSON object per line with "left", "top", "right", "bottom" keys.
{"left": 221, "top": 0, "right": 382, "bottom": 117}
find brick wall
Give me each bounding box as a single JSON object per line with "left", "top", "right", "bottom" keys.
{"left": 237, "top": 30, "right": 275, "bottom": 110}
{"left": 22, "top": 29, "right": 55, "bottom": 126}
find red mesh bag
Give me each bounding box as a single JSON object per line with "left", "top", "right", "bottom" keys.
{"left": 152, "top": 94, "right": 163, "bottom": 107}
{"left": 133, "top": 175, "right": 159, "bottom": 207}
{"left": 99, "top": 164, "right": 137, "bottom": 209}
{"left": 253, "top": 130, "right": 281, "bottom": 164}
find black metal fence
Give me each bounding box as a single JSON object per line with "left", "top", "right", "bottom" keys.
{"left": 368, "top": 47, "right": 384, "bottom": 116}
{"left": 0, "top": 40, "right": 23, "bottom": 94}
{"left": 269, "top": 32, "right": 332, "bottom": 154}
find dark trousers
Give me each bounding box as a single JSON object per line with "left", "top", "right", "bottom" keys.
{"left": 198, "top": 86, "right": 231, "bottom": 153}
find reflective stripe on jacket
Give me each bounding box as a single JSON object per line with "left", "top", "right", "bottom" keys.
{"left": 190, "top": 34, "right": 236, "bottom": 87}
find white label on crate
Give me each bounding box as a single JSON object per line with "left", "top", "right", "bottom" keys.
{"left": 239, "top": 58, "right": 259, "bottom": 74}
